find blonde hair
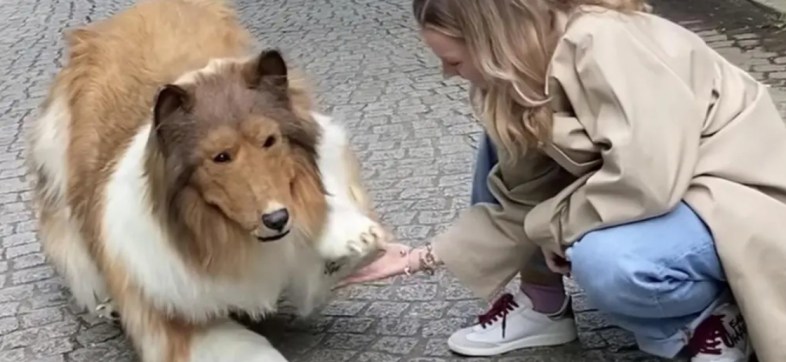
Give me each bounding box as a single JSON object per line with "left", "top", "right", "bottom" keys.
{"left": 413, "top": 0, "right": 651, "bottom": 157}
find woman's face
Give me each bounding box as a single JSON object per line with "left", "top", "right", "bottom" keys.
{"left": 420, "top": 28, "right": 485, "bottom": 87}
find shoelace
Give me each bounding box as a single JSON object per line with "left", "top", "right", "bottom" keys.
{"left": 477, "top": 293, "right": 519, "bottom": 339}
{"left": 689, "top": 314, "right": 741, "bottom": 356}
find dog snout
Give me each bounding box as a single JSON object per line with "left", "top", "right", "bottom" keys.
{"left": 261, "top": 208, "right": 289, "bottom": 232}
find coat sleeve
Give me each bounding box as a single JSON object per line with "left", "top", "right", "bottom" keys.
{"left": 432, "top": 148, "right": 574, "bottom": 300}
{"left": 523, "top": 20, "right": 706, "bottom": 249}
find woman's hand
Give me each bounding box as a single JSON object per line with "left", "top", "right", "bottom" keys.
{"left": 336, "top": 242, "right": 414, "bottom": 287}
{"left": 542, "top": 247, "right": 571, "bottom": 275}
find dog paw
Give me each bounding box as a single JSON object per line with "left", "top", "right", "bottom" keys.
{"left": 95, "top": 298, "right": 121, "bottom": 324}
{"left": 324, "top": 260, "right": 343, "bottom": 276}
{"left": 348, "top": 222, "right": 385, "bottom": 256}
{"left": 318, "top": 210, "right": 386, "bottom": 262}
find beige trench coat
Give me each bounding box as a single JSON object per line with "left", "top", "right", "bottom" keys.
{"left": 432, "top": 7, "right": 786, "bottom": 361}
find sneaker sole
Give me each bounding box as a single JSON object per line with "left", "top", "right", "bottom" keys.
{"left": 447, "top": 326, "right": 578, "bottom": 357}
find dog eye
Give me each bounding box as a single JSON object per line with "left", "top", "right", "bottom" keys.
{"left": 212, "top": 152, "right": 232, "bottom": 163}
{"left": 262, "top": 136, "right": 277, "bottom": 148}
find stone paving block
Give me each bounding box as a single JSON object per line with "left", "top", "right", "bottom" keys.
{"left": 0, "top": 0, "right": 784, "bottom": 361}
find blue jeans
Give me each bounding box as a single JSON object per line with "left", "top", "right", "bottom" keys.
{"left": 471, "top": 133, "right": 730, "bottom": 358}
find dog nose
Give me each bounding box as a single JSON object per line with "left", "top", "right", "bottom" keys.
{"left": 261, "top": 208, "right": 289, "bottom": 231}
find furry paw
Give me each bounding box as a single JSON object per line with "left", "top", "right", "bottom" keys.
{"left": 95, "top": 298, "right": 121, "bottom": 324}
{"left": 317, "top": 210, "right": 385, "bottom": 262}
{"left": 346, "top": 222, "right": 384, "bottom": 257}
{"left": 324, "top": 260, "right": 342, "bottom": 276}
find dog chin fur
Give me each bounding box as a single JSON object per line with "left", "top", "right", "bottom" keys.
{"left": 25, "top": 0, "right": 384, "bottom": 361}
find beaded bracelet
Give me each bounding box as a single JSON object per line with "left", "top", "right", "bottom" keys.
{"left": 403, "top": 243, "right": 440, "bottom": 276}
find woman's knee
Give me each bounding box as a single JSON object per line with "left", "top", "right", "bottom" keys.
{"left": 567, "top": 230, "right": 657, "bottom": 311}
{"left": 566, "top": 203, "right": 725, "bottom": 316}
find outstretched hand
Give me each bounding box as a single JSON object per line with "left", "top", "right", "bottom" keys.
{"left": 335, "top": 242, "right": 414, "bottom": 288}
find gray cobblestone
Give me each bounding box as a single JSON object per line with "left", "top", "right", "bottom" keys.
{"left": 0, "top": 0, "right": 782, "bottom": 360}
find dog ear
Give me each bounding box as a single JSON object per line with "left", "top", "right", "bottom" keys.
{"left": 152, "top": 84, "right": 194, "bottom": 162}
{"left": 151, "top": 84, "right": 195, "bottom": 196}
{"left": 244, "top": 49, "right": 288, "bottom": 89}
{"left": 153, "top": 84, "right": 191, "bottom": 127}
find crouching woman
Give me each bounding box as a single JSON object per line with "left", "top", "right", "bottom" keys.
{"left": 343, "top": 1, "right": 786, "bottom": 361}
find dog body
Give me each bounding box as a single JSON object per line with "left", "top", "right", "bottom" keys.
{"left": 26, "top": 0, "right": 382, "bottom": 361}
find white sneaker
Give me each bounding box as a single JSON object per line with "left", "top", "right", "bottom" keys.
{"left": 689, "top": 303, "right": 753, "bottom": 362}
{"left": 447, "top": 290, "right": 578, "bottom": 356}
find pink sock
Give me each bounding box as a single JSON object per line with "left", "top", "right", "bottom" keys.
{"left": 520, "top": 282, "right": 567, "bottom": 315}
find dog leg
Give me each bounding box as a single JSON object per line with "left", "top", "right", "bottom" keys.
{"left": 289, "top": 137, "right": 387, "bottom": 311}
{"left": 188, "top": 319, "right": 288, "bottom": 362}
{"left": 279, "top": 248, "right": 335, "bottom": 317}
{"left": 37, "top": 203, "right": 111, "bottom": 314}
{"left": 95, "top": 297, "right": 121, "bottom": 323}
{"left": 29, "top": 92, "right": 112, "bottom": 315}
{"left": 308, "top": 114, "right": 385, "bottom": 263}
{"left": 112, "top": 284, "right": 287, "bottom": 362}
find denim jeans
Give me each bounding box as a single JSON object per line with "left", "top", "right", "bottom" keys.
{"left": 471, "top": 133, "right": 730, "bottom": 358}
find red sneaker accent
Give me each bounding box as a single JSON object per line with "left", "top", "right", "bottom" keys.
{"left": 478, "top": 293, "right": 519, "bottom": 338}
{"left": 689, "top": 311, "right": 746, "bottom": 357}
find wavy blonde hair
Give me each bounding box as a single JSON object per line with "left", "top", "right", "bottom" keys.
{"left": 413, "top": 0, "right": 651, "bottom": 157}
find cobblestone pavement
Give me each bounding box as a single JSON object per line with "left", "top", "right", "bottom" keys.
{"left": 1, "top": 0, "right": 785, "bottom": 361}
